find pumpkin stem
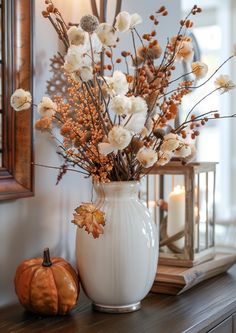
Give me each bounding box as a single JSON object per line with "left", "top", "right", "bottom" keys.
{"left": 42, "top": 247, "right": 52, "bottom": 267}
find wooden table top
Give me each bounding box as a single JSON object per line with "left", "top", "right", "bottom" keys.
{"left": 1, "top": 265, "right": 236, "bottom": 333}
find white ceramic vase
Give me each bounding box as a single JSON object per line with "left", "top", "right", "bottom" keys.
{"left": 76, "top": 181, "right": 158, "bottom": 313}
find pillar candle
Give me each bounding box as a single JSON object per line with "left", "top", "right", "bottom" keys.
{"left": 167, "top": 185, "right": 185, "bottom": 248}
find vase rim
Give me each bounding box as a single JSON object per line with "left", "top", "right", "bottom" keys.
{"left": 94, "top": 180, "right": 140, "bottom": 186}
{"left": 94, "top": 180, "right": 140, "bottom": 198}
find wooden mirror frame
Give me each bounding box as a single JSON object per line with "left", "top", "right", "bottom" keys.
{"left": 0, "top": 0, "right": 34, "bottom": 200}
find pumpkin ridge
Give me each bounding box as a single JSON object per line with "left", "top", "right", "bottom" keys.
{"left": 50, "top": 266, "right": 59, "bottom": 313}
{"left": 52, "top": 265, "right": 78, "bottom": 313}
{"left": 31, "top": 266, "right": 59, "bottom": 315}
{"left": 28, "top": 266, "right": 39, "bottom": 312}
{"left": 14, "top": 263, "right": 40, "bottom": 289}
{"left": 52, "top": 262, "right": 78, "bottom": 282}
{"left": 54, "top": 262, "right": 79, "bottom": 288}
{"left": 60, "top": 265, "right": 78, "bottom": 289}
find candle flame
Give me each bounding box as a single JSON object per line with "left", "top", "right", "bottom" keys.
{"left": 173, "top": 185, "right": 185, "bottom": 194}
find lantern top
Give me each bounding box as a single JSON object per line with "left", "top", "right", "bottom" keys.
{"left": 147, "top": 161, "right": 217, "bottom": 175}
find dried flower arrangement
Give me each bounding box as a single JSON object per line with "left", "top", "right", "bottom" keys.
{"left": 10, "top": 1, "right": 236, "bottom": 238}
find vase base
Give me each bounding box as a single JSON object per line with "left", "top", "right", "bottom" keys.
{"left": 93, "top": 301, "right": 141, "bottom": 313}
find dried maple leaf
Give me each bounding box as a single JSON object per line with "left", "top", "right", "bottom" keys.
{"left": 72, "top": 203, "right": 105, "bottom": 239}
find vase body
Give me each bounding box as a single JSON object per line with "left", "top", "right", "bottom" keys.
{"left": 76, "top": 181, "right": 158, "bottom": 313}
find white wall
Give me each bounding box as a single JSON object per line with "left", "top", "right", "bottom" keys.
{"left": 0, "top": 0, "right": 180, "bottom": 307}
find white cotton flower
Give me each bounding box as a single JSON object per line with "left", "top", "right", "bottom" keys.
{"left": 98, "top": 126, "right": 132, "bottom": 156}
{"left": 105, "top": 70, "right": 129, "bottom": 96}
{"left": 111, "top": 95, "right": 131, "bottom": 115}
{"left": 10, "top": 89, "right": 32, "bottom": 111}
{"left": 108, "top": 125, "right": 132, "bottom": 150}
{"left": 129, "top": 96, "right": 148, "bottom": 114}
{"left": 191, "top": 62, "right": 208, "bottom": 80}
{"left": 176, "top": 41, "right": 194, "bottom": 62}
{"left": 156, "top": 151, "right": 173, "bottom": 166}
{"left": 67, "top": 26, "right": 88, "bottom": 46}
{"left": 72, "top": 66, "right": 93, "bottom": 82}
{"left": 136, "top": 147, "right": 157, "bottom": 168}
{"left": 115, "top": 11, "right": 131, "bottom": 32}
{"left": 123, "top": 112, "right": 146, "bottom": 133}
{"left": 214, "top": 74, "right": 235, "bottom": 94}
{"left": 174, "top": 143, "right": 192, "bottom": 158}
{"left": 64, "top": 46, "right": 91, "bottom": 73}
{"left": 38, "top": 97, "right": 57, "bottom": 117}
{"left": 64, "top": 35, "right": 101, "bottom": 75}
{"left": 115, "top": 11, "right": 142, "bottom": 32}
{"left": 160, "top": 133, "right": 180, "bottom": 152}
{"left": 96, "top": 23, "right": 117, "bottom": 47}
{"left": 130, "top": 13, "right": 142, "bottom": 29}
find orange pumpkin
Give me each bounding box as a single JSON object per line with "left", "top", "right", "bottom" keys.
{"left": 14, "top": 248, "right": 79, "bottom": 316}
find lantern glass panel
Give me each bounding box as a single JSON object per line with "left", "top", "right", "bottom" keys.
{"left": 194, "top": 173, "right": 200, "bottom": 253}
{"left": 199, "top": 172, "right": 207, "bottom": 250}
{"left": 160, "top": 174, "right": 186, "bottom": 253}
{"left": 141, "top": 175, "right": 160, "bottom": 225}
{"left": 208, "top": 171, "right": 215, "bottom": 247}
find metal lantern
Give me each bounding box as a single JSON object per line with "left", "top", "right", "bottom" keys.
{"left": 141, "top": 161, "right": 217, "bottom": 267}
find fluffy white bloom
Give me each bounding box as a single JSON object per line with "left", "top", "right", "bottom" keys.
{"left": 10, "top": 89, "right": 32, "bottom": 111}
{"left": 123, "top": 112, "right": 146, "bottom": 133}
{"left": 115, "top": 11, "right": 142, "bottom": 32}
{"left": 156, "top": 151, "right": 173, "bottom": 166}
{"left": 64, "top": 46, "right": 91, "bottom": 73}
{"left": 67, "top": 26, "right": 88, "bottom": 46}
{"left": 191, "top": 62, "right": 208, "bottom": 80}
{"left": 176, "top": 41, "right": 194, "bottom": 62}
{"left": 115, "top": 11, "right": 131, "bottom": 32}
{"left": 160, "top": 133, "right": 180, "bottom": 152}
{"left": 64, "top": 34, "right": 101, "bottom": 74}
{"left": 111, "top": 95, "right": 131, "bottom": 115}
{"left": 96, "top": 23, "right": 117, "bottom": 47}
{"left": 214, "top": 74, "right": 235, "bottom": 94}
{"left": 129, "top": 96, "right": 148, "bottom": 114}
{"left": 72, "top": 66, "right": 93, "bottom": 82}
{"left": 174, "top": 143, "right": 191, "bottom": 158}
{"left": 108, "top": 126, "right": 132, "bottom": 149}
{"left": 38, "top": 97, "right": 57, "bottom": 117}
{"left": 136, "top": 147, "right": 157, "bottom": 168}
{"left": 130, "top": 13, "right": 142, "bottom": 28}
{"left": 98, "top": 126, "right": 132, "bottom": 155}
{"left": 105, "top": 70, "right": 129, "bottom": 96}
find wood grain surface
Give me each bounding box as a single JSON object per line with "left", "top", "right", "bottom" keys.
{"left": 1, "top": 265, "right": 236, "bottom": 333}
{"left": 152, "top": 252, "right": 236, "bottom": 295}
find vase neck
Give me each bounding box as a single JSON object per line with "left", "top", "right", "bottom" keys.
{"left": 94, "top": 181, "right": 140, "bottom": 201}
